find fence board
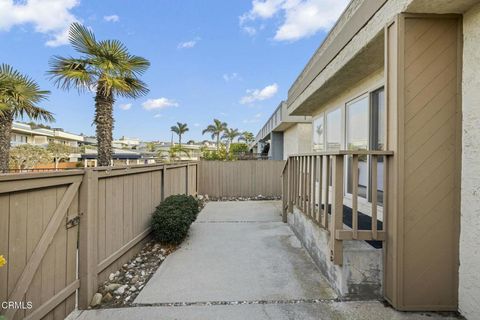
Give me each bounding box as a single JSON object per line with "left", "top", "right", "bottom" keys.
{"left": 198, "top": 160, "right": 285, "bottom": 198}
{"left": 1, "top": 162, "right": 198, "bottom": 319}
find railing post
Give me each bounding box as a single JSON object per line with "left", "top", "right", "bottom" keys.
{"left": 330, "top": 155, "right": 344, "bottom": 265}
{"left": 288, "top": 157, "right": 293, "bottom": 214}
{"left": 78, "top": 169, "right": 99, "bottom": 309}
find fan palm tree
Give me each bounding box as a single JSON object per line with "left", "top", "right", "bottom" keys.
{"left": 0, "top": 64, "right": 53, "bottom": 172}
{"left": 222, "top": 128, "right": 242, "bottom": 152}
{"left": 202, "top": 119, "right": 227, "bottom": 151}
{"left": 48, "top": 23, "right": 150, "bottom": 166}
{"left": 170, "top": 122, "right": 189, "bottom": 146}
{"left": 240, "top": 131, "right": 254, "bottom": 144}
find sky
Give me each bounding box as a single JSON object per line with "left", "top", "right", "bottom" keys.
{"left": 0, "top": 0, "right": 349, "bottom": 142}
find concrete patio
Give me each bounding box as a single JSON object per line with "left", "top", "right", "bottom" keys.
{"left": 68, "top": 201, "right": 460, "bottom": 320}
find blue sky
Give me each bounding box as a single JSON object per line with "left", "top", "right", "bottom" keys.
{"left": 0, "top": 0, "right": 348, "bottom": 141}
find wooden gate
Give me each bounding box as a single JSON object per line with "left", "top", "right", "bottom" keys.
{"left": 0, "top": 171, "right": 83, "bottom": 320}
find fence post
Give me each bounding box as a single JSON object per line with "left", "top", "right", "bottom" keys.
{"left": 330, "top": 155, "right": 344, "bottom": 265}
{"left": 195, "top": 162, "right": 199, "bottom": 196}
{"left": 185, "top": 163, "right": 189, "bottom": 195}
{"left": 78, "top": 169, "right": 99, "bottom": 309}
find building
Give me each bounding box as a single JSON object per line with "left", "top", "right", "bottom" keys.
{"left": 112, "top": 136, "right": 141, "bottom": 149}
{"left": 255, "top": 0, "right": 480, "bottom": 318}
{"left": 11, "top": 122, "right": 84, "bottom": 148}
{"left": 251, "top": 101, "right": 312, "bottom": 160}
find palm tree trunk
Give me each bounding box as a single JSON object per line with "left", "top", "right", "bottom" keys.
{"left": 0, "top": 112, "right": 14, "bottom": 173}
{"left": 179, "top": 134, "right": 182, "bottom": 147}
{"left": 94, "top": 89, "right": 114, "bottom": 167}
{"left": 216, "top": 134, "right": 220, "bottom": 151}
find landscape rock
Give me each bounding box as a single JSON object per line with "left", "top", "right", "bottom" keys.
{"left": 102, "top": 293, "right": 113, "bottom": 303}
{"left": 90, "top": 293, "right": 102, "bottom": 307}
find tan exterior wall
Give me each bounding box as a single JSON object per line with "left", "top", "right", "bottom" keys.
{"left": 283, "top": 123, "right": 312, "bottom": 159}
{"left": 460, "top": 4, "right": 480, "bottom": 319}
{"left": 311, "top": 69, "right": 384, "bottom": 118}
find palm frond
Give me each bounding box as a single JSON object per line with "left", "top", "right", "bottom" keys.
{"left": 112, "top": 77, "right": 149, "bottom": 98}
{"left": 48, "top": 56, "right": 94, "bottom": 92}
{"left": 69, "top": 22, "right": 99, "bottom": 55}
{"left": 0, "top": 64, "right": 53, "bottom": 122}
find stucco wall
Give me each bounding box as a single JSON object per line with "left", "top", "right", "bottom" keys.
{"left": 460, "top": 4, "right": 480, "bottom": 319}
{"left": 283, "top": 123, "right": 312, "bottom": 160}
{"left": 311, "top": 68, "right": 384, "bottom": 118}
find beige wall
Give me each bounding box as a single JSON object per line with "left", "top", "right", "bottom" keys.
{"left": 460, "top": 4, "right": 480, "bottom": 319}
{"left": 311, "top": 68, "right": 384, "bottom": 119}
{"left": 283, "top": 123, "right": 312, "bottom": 159}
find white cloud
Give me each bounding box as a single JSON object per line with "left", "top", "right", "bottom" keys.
{"left": 243, "top": 113, "right": 263, "bottom": 123}
{"left": 177, "top": 37, "right": 200, "bottom": 49}
{"left": 119, "top": 103, "right": 131, "bottom": 110}
{"left": 242, "top": 26, "right": 257, "bottom": 36}
{"left": 0, "top": 0, "right": 80, "bottom": 47}
{"left": 223, "top": 72, "right": 241, "bottom": 82}
{"left": 240, "top": 83, "right": 278, "bottom": 104}
{"left": 154, "top": 114, "right": 162, "bottom": 118}
{"left": 240, "top": 0, "right": 348, "bottom": 41}
{"left": 142, "top": 98, "right": 178, "bottom": 111}
{"left": 104, "top": 14, "right": 119, "bottom": 23}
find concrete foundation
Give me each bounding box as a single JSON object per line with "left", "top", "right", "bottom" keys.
{"left": 288, "top": 207, "right": 383, "bottom": 300}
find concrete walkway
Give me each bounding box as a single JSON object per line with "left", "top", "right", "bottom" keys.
{"left": 69, "top": 201, "right": 459, "bottom": 320}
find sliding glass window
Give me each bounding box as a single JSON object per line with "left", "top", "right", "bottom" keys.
{"left": 346, "top": 96, "right": 369, "bottom": 198}
{"left": 326, "top": 108, "right": 342, "bottom": 151}
{"left": 312, "top": 115, "right": 325, "bottom": 151}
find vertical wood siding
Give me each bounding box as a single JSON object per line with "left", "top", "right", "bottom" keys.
{"left": 0, "top": 162, "right": 199, "bottom": 319}
{"left": 198, "top": 160, "right": 285, "bottom": 198}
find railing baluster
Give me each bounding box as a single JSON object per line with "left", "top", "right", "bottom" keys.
{"left": 307, "top": 157, "right": 313, "bottom": 217}
{"left": 318, "top": 155, "right": 323, "bottom": 227}
{"left": 352, "top": 155, "right": 359, "bottom": 239}
{"left": 302, "top": 156, "right": 307, "bottom": 214}
{"left": 371, "top": 155, "right": 378, "bottom": 240}
{"left": 330, "top": 155, "right": 344, "bottom": 265}
{"left": 322, "top": 155, "right": 330, "bottom": 229}
{"left": 383, "top": 156, "right": 388, "bottom": 232}
{"left": 311, "top": 156, "right": 318, "bottom": 222}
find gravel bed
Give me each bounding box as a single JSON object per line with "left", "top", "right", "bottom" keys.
{"left": 90, "top": 241, "right": 177, "bottom": 309}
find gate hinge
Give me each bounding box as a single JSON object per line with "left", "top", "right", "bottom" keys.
{"left": 66, "top": 215, "right": 80, "bottom": 229}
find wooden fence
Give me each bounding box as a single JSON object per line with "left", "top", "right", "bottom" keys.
{"left": 0, "top": 162, "right": 198, "bottom": 320}
{"left": 198, "top": 160, "right": 285, "bottom": 198}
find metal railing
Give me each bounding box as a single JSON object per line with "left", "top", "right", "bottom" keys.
{"left": 282, "top": 150, "right": 393, "bottom": 265}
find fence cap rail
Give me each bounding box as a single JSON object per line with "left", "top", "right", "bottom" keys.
{"left": 92, "top": 161, "right": 198, "bottom": 172}
{"left": 0, "top": 169, "right": 85, "bottom": 182}
{"left": 288, "top": 150, "right": 394, "bottom": 157}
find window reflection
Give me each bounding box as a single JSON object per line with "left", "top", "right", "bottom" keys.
{"left": 346, "top": 96, "right": 369, "bottom": 198}
{"left": 326, "top": 108, "right": 341, "bottom": 150}
{"left": 313, "top": 116, "right": 324, "bottom": 151}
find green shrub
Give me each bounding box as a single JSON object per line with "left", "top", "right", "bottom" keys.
{"left": 159, "top": 194, "right": 199, "bottom": 223}
{"left": 151, "top": 194, "right": 200, "bottom": 244}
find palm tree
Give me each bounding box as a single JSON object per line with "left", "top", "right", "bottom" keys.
{"left": 170, "top": 122, "right": 189, "bottom": 146}
{"left": 222, "top": 128, "right": 242, "bottom": 152}
{"left": 202, "top": 119, "right": 227, "bottom": 151}
{"left": 0, "top": 64, "right": 53, "bottom": 172}
{"left": 48, "top": 23, "right": 150, "bottom": 166}
{"left": 240, "top": 131, "right": 254, "bottom": 144}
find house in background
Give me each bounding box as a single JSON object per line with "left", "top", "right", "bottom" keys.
{"left": 251, "top": 101, "right": 312, "bottom": 160}
{"left": 253, "top": 0, "right": 480, "bottom": 318}
{"left": 11, "top": 122, "right": 84, "bottom": 148}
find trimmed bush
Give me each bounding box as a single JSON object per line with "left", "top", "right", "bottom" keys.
{"left": 151, "top": 194, "right": 200, "bottom": 244}
{"left": 157, "top": 194, "right": 200, "bottom": 223}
